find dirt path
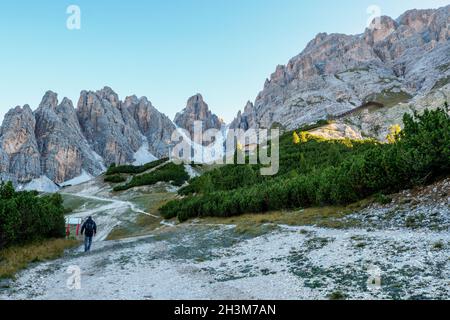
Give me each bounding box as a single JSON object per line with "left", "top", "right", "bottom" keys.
{"left": 61, "top": 193, "right": 160, "bottom": 241}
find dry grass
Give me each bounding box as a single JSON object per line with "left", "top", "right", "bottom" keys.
{"left": 200, "top": 198, "right": 372, "bottom": 231}
{"left": 0, "top": 239, "right": 79, "bottom": 279}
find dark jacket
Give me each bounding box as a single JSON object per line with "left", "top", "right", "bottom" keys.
{"left": 81, "top": 218, "right": 97, "bottom": 237}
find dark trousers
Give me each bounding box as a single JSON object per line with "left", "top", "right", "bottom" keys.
{"left": 84, "top": 236, "right": 93, "bottom": 252}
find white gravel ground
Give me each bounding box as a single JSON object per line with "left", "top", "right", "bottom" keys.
{"left": 1, "top": 223, "right": 448, "bottom": 300}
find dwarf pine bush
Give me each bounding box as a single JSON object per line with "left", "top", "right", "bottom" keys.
{"left": 160, "top": 105, "right": 450, "bottom": 222}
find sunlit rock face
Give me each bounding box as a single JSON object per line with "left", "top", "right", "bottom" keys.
{"left": 231, "top": 5, "right": 450, "bottom": 134}
{"left": 34, "top": 91, "right": 105, "bottom": 184}
{"left": 0, "top": 105, "right": 41, "bottom": 183}
{"left": 174, "top": 94, "right": 224, "bottom": 139}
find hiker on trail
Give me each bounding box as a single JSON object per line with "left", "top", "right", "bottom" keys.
{"left": 80, "top": 216, "right": 97, "bottom": 252}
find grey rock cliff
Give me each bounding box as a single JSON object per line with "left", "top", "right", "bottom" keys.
{"left": 0, "top": 105, "right": 41, "bottom": 183}
{"left": 1, "top": 87, "right": 179, "bottom": 186}
{"left": 76, "top": 87, "right": 143, "bottom": 166}
{"left": 34, "top": 91, "right": 105, "bottom": 183}
{"left": 0, "top": 144, "right": 12, "bottom": 184}
{"left": 122, "top": 95, "right": 176, "bottom": 158}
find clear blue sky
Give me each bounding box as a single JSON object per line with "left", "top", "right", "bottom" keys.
{"left": 0, "top": 0, "right": 448, "bottom": 123}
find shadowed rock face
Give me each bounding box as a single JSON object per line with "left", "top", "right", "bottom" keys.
{"left": 122, "top": 95, "right": 175, "bottom": 158}
{"left": 76, "top": 87, "right": 143, "bottom": 166}
{"left": 231, "top": 5, "right": 450, "bottom": 131}
{"left": 174, "top": 94, "right": 224, "bottom": 139}
{"left": 34, "top": 91, "right": 105, "bottom": 184}
{"left": 0, "top": 105, "right": 41, "bottom": 183}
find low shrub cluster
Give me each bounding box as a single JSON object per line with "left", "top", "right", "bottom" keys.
{"left": 161, "top": 105, "right": 450, "bottom": 222}
{"left": 106, "top": 158, "right": 168, "bottom": 175}
{"left": 0, "top": 183, "right": 66, "bottom": 249}
{"left": 113, "top": 162, "right": 189, "bottom": 192}
{"left": 104, "top": 174, "right": 126, "bottom": 183}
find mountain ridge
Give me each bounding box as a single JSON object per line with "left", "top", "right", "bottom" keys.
{"left": 231, "top": 5, "right": 450, "bottom": 139}
{"left": 0, "top": 87, "right": 226, "bottom": 188}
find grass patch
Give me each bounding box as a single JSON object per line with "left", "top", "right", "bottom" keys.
{"left": 105, "top": 228, "right": 131, "bottom": 241}
{"left": 327, "top": 290, "right": 347, "bottom": 300}
{"left": 374, "top": 193, "right": 392, "bottom": 205}
{"left": 199, "top": 199, "right": 371, "bottom": 229}
{"left": 345, "top": 67, "right": 370, "bottom": 74}
{"left": 437, "top": 62, "right": 450, "bottom": 72}
{"left": 233, "top": 223, "right": 280, "bottom": 238}
{"left": 355, "top": 242, "right": 367, "bottom": 248}
{"left": 432, "top": 76, "right": 450, "bottom": 91}
{"left": 62, "top": 194, "right": 108, "bottom": 213}
{"left": 106, "top": 192, "right": 177, "bottom": 240}
{"left": 432, "top": 241, "right": 444, "bottom": 250}
{"left": 106, "top": 214, "right": 167, "bottom": 241}
{"left": 0, "top": 239, "right": 79, "bottom": 279}
{"left": 365, "top": 89, "right": 412, "bottom": 108}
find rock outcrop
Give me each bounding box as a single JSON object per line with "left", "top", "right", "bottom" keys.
{"left": 0, "top": 105, "right": 41, "bottom": 183}
{"left": 230, "top": 101, "right": 256, "bottom": 131}
{"left": 76, "top": 87, "right": 143, "bottom": 166}
{"left": 174, "top": 94, "right": 224, "bottom": 138}
{"left": 122, "top": 95, "right": 175, "bottom": 158}
{"left": 231, "top": 5, "right": 450, "bottom": 133}
{"left": 0, "top": 145, "right": 12, "bottom": 184}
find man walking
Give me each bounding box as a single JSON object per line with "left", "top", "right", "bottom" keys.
{"left": 80, "top": 216, "right": 97, "bottom": 252}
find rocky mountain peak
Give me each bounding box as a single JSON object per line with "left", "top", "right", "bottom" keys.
{"left": 398, "top": 8, "right": 437, "bottom": 32}
{"left": 244, "top": 101, "right": 254, "bottom": 113}
{"left": 60, "top": 97, "right": 73, "bottom": 107}
{"left": 39, "top": 91, "right": 59, "bottom": 110}
{"left": 96, "top": 86, "right": 121, "bottom": 108}
{"left": 230, "top": 101, "right": 256, "bottom": 131}
{"left": 77, "top": 88, "right": 142, "bottom": 165}
{"left": 174, "top": 94, "right": 224, "bottom": 138}
{"left": 123, "top": 95, "right": 140, "bottom": 107}
{"left": 121, "top": 94, "right": 175, "bottom": 158}
{"left": 366, "top": 16, "right": 399, "bottom": 43}
{"left": 187, "top": 93, "right": 204, "bottom": 104}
